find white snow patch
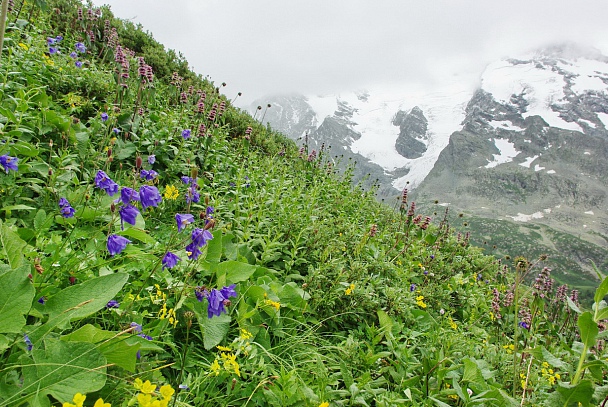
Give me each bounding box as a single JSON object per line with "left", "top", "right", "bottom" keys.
{"left": 585, "top": 210, "right": 595, "bottom": 215}
{"left": 534, "top": 164, "right": 545, "bottom": 171}
{"left": 558, "top": 58, "right": 608, "bottom": 94}
{"left": 547, "top": 170, "right": 556, "bottom": 174}
{"left": 579, "top": 119, "right": 596, "bottom": 129}
{"left": 437, "top": 202, "right": 451, "bottom": 207}
{"left": 481, "top": 60, "right": 582, "bottom": 132}
{"left": 519, "top": 155, "right": 539, "bottom": 168}
{"left": 543, "top": 208, "right": 552, "bottom": 214}
{"left": 524, "top": 139, "right": 531, "bottom": 143}
{"left": 598, "top": 112, "right": 608, "bottom": 128}
{"left": 483, "top": 138, "right": 520, "bottom": 168}
{"left": 489, "top": 120, "right": 524, "bottom": 131}
{"left": 508, "top": 211, "right": 545, "bottom": 222}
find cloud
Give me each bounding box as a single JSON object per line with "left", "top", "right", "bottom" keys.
{"left": 93, "top": 0, "right": 608, "bottom": 104}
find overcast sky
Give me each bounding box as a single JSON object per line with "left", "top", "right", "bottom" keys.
{"left": 91, "top": 0, "right": 608, "bottom": 106}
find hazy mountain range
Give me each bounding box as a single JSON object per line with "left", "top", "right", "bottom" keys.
{"left": 252, "top": 43, "right": 608, "bottom": 292}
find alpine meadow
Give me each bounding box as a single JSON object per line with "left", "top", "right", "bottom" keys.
{"left": 1, "top": 1, "right": 608, "bottom": 406}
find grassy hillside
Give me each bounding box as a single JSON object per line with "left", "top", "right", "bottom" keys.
{"left": 1, "top": 1, "right": 608, "bottom": 406}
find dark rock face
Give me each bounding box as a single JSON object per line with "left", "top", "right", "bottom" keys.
{"left": 252, "top": 94, "right": 317, "bottom": 141}
{"left": 394, "top": 106, "right": 428, "bottom": 159}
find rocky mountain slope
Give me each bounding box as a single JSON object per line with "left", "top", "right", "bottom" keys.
{"left": 252, "top": 44, "right": 608, "bottom": 291}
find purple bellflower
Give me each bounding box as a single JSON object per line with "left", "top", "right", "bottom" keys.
{"left": 0, "top": 154, "right": 18, "bottom": 172}
{"left": 95, "top": 170, "right": 119, "bottom": 196}
{"left": 107, "top": 234, "right": 131, "bottom": 256}
{"left": 139, "top": 185, "right": 162, "bottom": 210}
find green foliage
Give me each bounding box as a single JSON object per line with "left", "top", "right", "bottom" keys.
{"left": 0, "top": 1, "right": 605, "bottom": 406}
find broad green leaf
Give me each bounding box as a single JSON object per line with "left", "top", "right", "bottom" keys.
{"left": 462, "top": 358, "right": 485, "bottom": 385}
{"left": 530, "top": 345, "right": 569, "bottom": 370}
{"left": 0, "top": 334, "right": 8, "bottom": 352}
{"left": 34, "top": 209, "right": 53, "bottom": 232}
{"left": 13, "top": 339, "right": 106, "bottom": 406}
{"left": 0, "top": 220, "right": 27, "bottom": 268}
{"left": 118, "top": 227, "right": 156, "bottom": 245}
{"left": 115, "top": 143, "right": 137, "bottom": 160}
{"left": 595, "top": 275, "right": 608, "bottom": 305}
{"left": 223, "top": 233, "right": 237, "bottom": 260}
{"left": 377, "top": 309, "right": 394, "bottom": 334}
{"left": 31, "top": 273, "right": 128, "bottom": 343}
{"left": 98, "top": 340, "right": 139, "bottom": 372}
{"left": 202, "top": 313, "right": 231, "bottom": 350}
{"left": 61, "top": 324, "right": 117, "bottom": 343}
{"left": 205, "top": 230, "right": 223, "bottom": 263}
{"left": 556, "top": 380, "right": 594, "bottom": 407}
{"left": 278, "top": 283, "right": 307, "bottom": 308}
{"left": 11, "top": 141, "right": 39, "bottom": 157}
{"left": 214, "top": 260, "right": 256, "bottom": 286}
{"left": 578, "top": 311, "right": 598, "bottom": 348}
{"left": 61, "top": 324, "right": 140, "bottom": 372}
{"left": 596, "top": 307, "right": 608, "bottom": 323}
{"left": 0, "top": 265, "right": 35, "bottom": 333}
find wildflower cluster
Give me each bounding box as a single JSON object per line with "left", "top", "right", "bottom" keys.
{"left": 208, "top": 330, "right": 253, "bottom": 377}
{"left": 540, "top": 361, "right": 561, "bottom": 386}
{"left": 132, "top": 379, "right": 174, "bottom": 407}
{"left": 163, "top": 184, "right": 179, "bottom": 200}
{"left": 210, "top": 350, "right": 241, "bottom": 377}
{"left": 153, "top": 285, "right": 178, "bottom": 327}
{"left": 416, "top": 295, "right": 427, "bottom": 309}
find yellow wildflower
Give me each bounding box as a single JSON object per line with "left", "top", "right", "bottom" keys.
{"left": 345, "top": 283, "right": 355, "bottom": 296}
{"left": 164, "top": 185, "right": 179, "bottom": 200}
{"left": 140, "top": 380, "right": 156, "bottom": 394}
{"left": 448, "top": 317, "right": 457, "bottom": 330}
{"left": 319, "top": 403, "right": 329, "bottom": 407}
{"left": 265, "top": 299, "right": 281, "bottom": 310}
{"left": 209, "top": 359, "right": 221, "bottom": 376}
{"left": 415, "top": 295, "right": 427, "bottom": 309}
{"left": 217, "top": 345, "right": 232, "bottom": 352}
{"left": 18, "top": 43, "right": 28, "bottom": 50}
{"left": 239, "top": 328, "right": 253, "bottom": 340}
{"left": 93, "top": 398, "right": 111, "bottom": 407}
{"left": 137, "top": 393, "right": 152, "bottom": 407}
{"left": 63, "top": 393, "right": 86, "bottom": 407}
{"left": 159, "top": 384, "right": 175, "bottom": 400}
{"left": 220, "top": 352, "right": 241, "bottom": 376}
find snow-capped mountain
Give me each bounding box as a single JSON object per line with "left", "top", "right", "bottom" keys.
{"left": 252, "top": 81, "right": 473, "bottom": 192}
{"left": 253, "top": 43, "right": 608, "bottom": 289}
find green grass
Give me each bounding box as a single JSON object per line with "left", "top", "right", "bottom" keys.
{"left": 0, "top": 1, "right": 607, "bottom": 406}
